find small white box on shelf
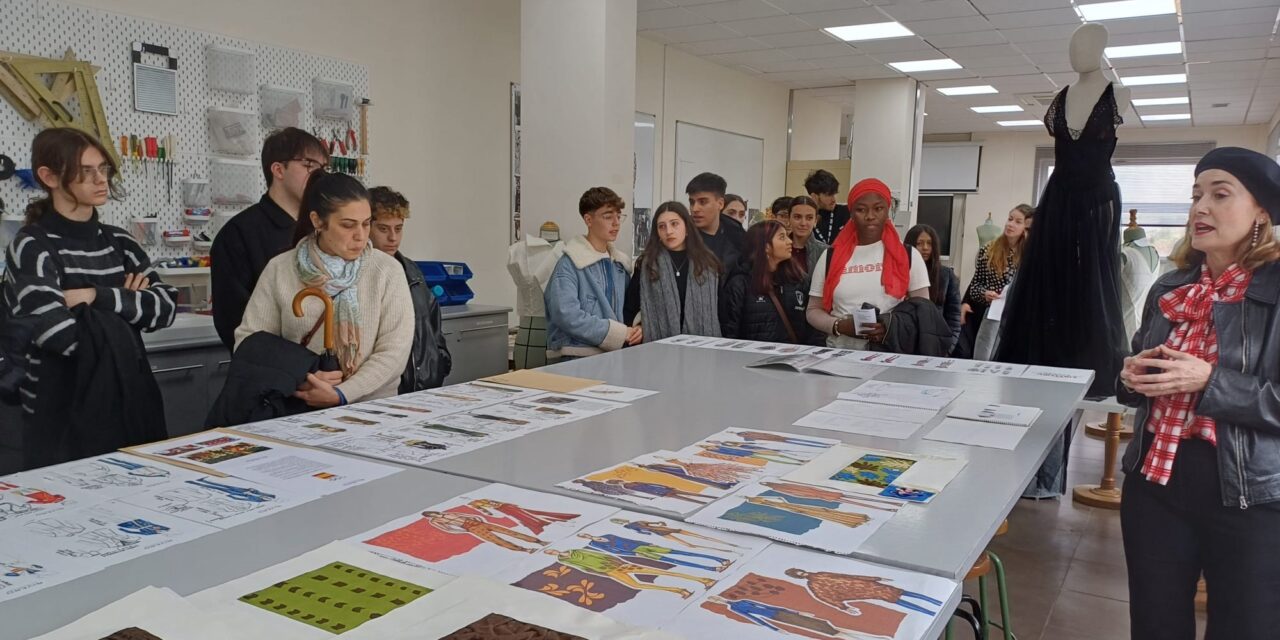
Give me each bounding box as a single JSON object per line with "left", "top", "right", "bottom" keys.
{"left": 259, "top": 84, "right": 307, "bottom": 130}
{"left": 205, "top": 44, "right": 256, "bottom": 94}
{"left": 207, "top": 107, "right": 258, "bottom": 156}
{"left": 312, "top": 77, "right": 355, "bottom": 120}
{"left": 210, "top": 158, "right": 260, "bottom": 205}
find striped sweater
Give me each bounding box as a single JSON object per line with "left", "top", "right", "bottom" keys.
{"left": 2, "top": 206, "right": 177, "bottom": 413}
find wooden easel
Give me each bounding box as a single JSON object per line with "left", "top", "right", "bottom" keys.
{"left": 0, "top": 48, "right": 119, "bottom": 166}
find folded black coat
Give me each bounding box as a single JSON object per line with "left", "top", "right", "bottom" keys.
{"left": 871, "top": 297, "right": 954, "bottom": 357}
{"left": 205, "top": 331, "right": 321, "bottom": 428}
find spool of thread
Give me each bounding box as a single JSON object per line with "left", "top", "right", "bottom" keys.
{"left": 432, "top": 285, "right": 445, "bottom": 297}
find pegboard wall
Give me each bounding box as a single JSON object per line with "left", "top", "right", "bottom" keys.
{"left": 0, "top": 0, "right": 370, "bottom": 261}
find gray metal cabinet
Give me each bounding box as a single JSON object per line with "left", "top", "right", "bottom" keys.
{"left": 148, "top": 345, "right": 228, "bottom": 437}
{"left": 441, "top": 306, "right": 510, "bottom": 386}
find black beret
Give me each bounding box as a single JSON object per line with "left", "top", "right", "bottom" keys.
{"left": 1195, "top": 147, "right": 1280, "bottom": 223}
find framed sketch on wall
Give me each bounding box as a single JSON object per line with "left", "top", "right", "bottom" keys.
{"left": 511, "top": 82, "right": 522, "bottom": 244}
{"left": 633, "top": 112, "right": 656, "bottom": 256}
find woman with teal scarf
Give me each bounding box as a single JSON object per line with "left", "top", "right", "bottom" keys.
{"left": 235, "top": 172, "right": 414, "bottom": 408}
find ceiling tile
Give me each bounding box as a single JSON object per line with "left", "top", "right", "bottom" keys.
{"left": 812, "top": 54, "right": 885, "bottom": 69}
{"left": 1183, "top": 6, "right": 1280, "bottom": 28}
{"left": 637, "top": 7, "right": 710, "bottom": 31}
{"left": 793, "top": 6, "right": 893, "bottom": 28}
{"left": 763, "top": 69, "right": 858, "bottom": 83}
{"left": 718, "top": 15, "right": 815, "bottom": 36}
{"left": 1187, "top": 49, "right": 1268, "bottom": 64}
{"left": 638, "top": 0, "right": 676, "bottom": 10}
{"left": 644, "top": 23, "right": 743, "bottom": 43}
{"left": 749, "top": 58, "right": 822, "bottom": 73}
{"left": 976, "top": 64, "right": 1047, "bottom": 76}
{"left": 783, "top": 42, "right": 862, "bottom": 59}
{"left": 1186, "top": 37, "right": 1275, "bottom": 53}
{"left": 1184, "top": 0, "right": 1280, "bottom": 12}
{"left": 1110, "top": 54, "right": 1187, "bottom": 68}
{"left": 1107, "top": 30, "right": 1185, "bottom": 47}
{"left": 850, "top": 36, "right": 940, "bottom": 54}
{"left": 1191, "top": 59, "right": 1267, "bottom": 74}
{"left": 971, "top": 0, "right": 1075, "bottom": 13}
{"left": 841, "top": 66, "right": 907, "bottom": 80}
{"left": 909, "top": 68, "right": 980, "bottom": 81}
{"left": 877, "top": 0, "right": 980, "bottom": 22}
{"left": 668, "top": 0, "right": 728, "bottom": 5}
{"left": 768, "top": 0, "right": 874, "bottom": 13}
{"left": 751, "top": 30, "right": 844, "bottom": 48}
{"left": 1001, "top": 24, "right": 1082, "bottom": 43}
{"left": 709, "top": 48, "right": 800, "bottom": 66}
{"left": 924, "top": 30, "right": 1010, "bottom": 48}
{"left": 1185, "top": 22, "right": 1278, "bottom": 41}
{"left": 689, "top": 0, "right": 785, "bottom": 22}
{"left": 1100, "top": 15, "right": 1181, "bottom": 36}
{"left": 1014, "top": 38, "right": 1072, "bottom": 54}
{"left": 802, "top": 86, "right": 859, "bottom": 97}
{"left": 675, "top": 36, "right": 774, "bottom": 55}
{"left": 986, "top": 7, "right": 1081, "bottom": 28}
{"left": 902, "top": 15, "right": 997, "bottom": 36}
{"left": 941, "top": 43, "right": 1026, "bottom": 62}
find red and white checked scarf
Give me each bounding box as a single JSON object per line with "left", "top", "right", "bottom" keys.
{"left": 1141, "top": 263, "right": 1251, "bottom": 485}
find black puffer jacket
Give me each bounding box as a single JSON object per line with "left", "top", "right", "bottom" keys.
{"left": 871, "top": 297, "right": 953, "bottom": 356}
{"left": 720, "top": 261, "right": 812, "bottom": 344}
{"left": 395, "top": 253, "right": 452, "bottom": 392}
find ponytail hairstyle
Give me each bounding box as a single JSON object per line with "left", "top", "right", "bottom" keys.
{"left": 640, "top": 201, "right": 722, "bottom": 283}
{"left": 26, "top": 128, "right": 125, "bottom": 224}
{"left": 292, "top": 171, "right": 370, "bottom": 246}
{"left": 745, "top": 220, "right": 804, "bottom": 296}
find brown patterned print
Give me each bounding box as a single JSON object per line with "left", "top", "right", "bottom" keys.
{"left": 440, "top": 613, "right": 588, "bottom": 640}
{"left": 99, "top": 628, "right": 163, "bottom": 640}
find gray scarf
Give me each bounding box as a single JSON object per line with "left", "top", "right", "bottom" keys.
{"left": 639, "top": 249, "right": 721, "bottom": 342}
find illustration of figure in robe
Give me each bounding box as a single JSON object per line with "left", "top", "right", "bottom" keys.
{"left": 420, "top": 510, "right": 548, "bottom": 552}
{"left": 761, "top": 481, "right": 902, "bottom": 512}
{"left": 100, "top": 457, "right": 169, "bottom": 478}
{"left": 542, "top": 548, "right": 716, "bottom": 599}
{"left": 468, "top": 499, "right": 578, "bottom": 535}
{"left": 185, "top": 477, "right": 276, "bottom": 503}
{"left": 611, "top": 518, "right": 743, "bottom": 552}
{"left": 734, "top": 431, "right": 831, "bottom": 448}
{"left": 604, "top": 479, "right": 713, "bottom": 505}
{"left": 572, "top": 479, "right": 654, "bottom": 500}
{"left": 655, "top": 458, "right": 756, "bottom": 484}
{"left": 743, "top": 497, "right": 870, "bottom": 528}
{"left": 696, "top": 442, "right": 807, "bottom": 466}
{"left": 704, "top": 595, "right": 864, "bottom": 638}
{"left": 635, "top": 462, "right": 738, "bottom": 490}
{"left": 785, "top": 568, "right": 942, "bottom": 615}
{"left": 576, "top": 533, "right": 731, "bottom": 572}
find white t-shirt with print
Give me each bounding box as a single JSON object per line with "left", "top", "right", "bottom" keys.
{"left": 809, "top": 241, "right": 931, "bottom": 349}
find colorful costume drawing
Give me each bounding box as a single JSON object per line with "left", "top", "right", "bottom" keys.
{"left": 421, "top": 510, "right": 547, "bottom": 552}
{"left": 577, "top": 534, "right": 731, "bottom": 572}
{"left": 707, "top": 572, "right": 907, "bottom": 639}
{"left": 543, "top": 548, "right": 716, "bottom": 599}
{"left": 117, "top": 519, "right": 170, "bottom": 536}
{"left": 761, "top": 481, "right": 902, "bottom": 511}
{"left": 100, "top": 457, "right": 169, "bottom": 477}
{"left": 609, "top": 479, "right": 713, "bottom": 505}
{"left": 785, "top": 568, "right": 942, "bottom": 616}
{"left": 468, "top": 499, "right": 578, "bottom": 536}
{"left": 612, "top": 518, "right": 742, "bottom": 551}
{"left": 734, "top": 431, "right": 831, "bottom": 448}
{"left": 573, "top": 479, "right": 650, "bottom": 499}
{"left": 743, "top": 497, "right": 870, "bottom": 528}
{"left": 636, "top": 463, "right": 737, "bottom": 490}
{"left": 706, "top": 596, "right": 862, "bottom": 639}
{"left": 697, "top": 442, "right": 806, "bottom": 466}
{"left": 0, "top": 482, "right": 65, "bottom": 505}
{"left": 659, "top": 459, "right": 756, "bottom": 484}
{"left": 830, "top": 455, "right": 915, "bottom": 489}
{"left": 185, "top": 477, "right": 276, "bottom": 503}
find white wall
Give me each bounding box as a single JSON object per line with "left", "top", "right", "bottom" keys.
{"left": 954, "top": 124, "right": 1269, "bottom": 290}
{"left": 72, "top": 0, "right": 521, "bottom": 311}
{"left": 635, "top": 38, "right": 790, "bottom": 212}
{"left": 790, "top": 93, "right": 842, "bottom": 162}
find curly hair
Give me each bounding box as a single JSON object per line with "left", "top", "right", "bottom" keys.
{"left": 369, "top": 186, "right": 410, "bottom": 219}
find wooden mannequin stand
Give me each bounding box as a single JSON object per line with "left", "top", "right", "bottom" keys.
{"left": 1073, "top": 409, "right": 1125, "bottom": 508}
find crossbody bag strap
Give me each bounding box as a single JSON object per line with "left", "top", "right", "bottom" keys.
{"left": 767, "top": 288, "right": 799, "bottom": 344}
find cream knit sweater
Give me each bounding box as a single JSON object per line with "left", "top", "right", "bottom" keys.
{"left": 234, "top": 247, "right": 414, "bottom": 403}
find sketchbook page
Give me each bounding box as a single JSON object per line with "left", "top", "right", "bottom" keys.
{"left": 482, "top": 370, "right": 604, "bottom": 394}
{"left": 233, "top": 414, "right": 359, "bottom": 447}
{"left": 654, "top": 334, "right": 717, "bottom": 347}
{"left": 568, "top": 384, "right": 660, "bottom": 403}
{"left": 320, "top": 424, "right": 492, "bottom": 467}
{"left": 351, "top": 576, "right": 680, "bottom": 640}
{"left": 923, "top": 419, "right": 1029, "bottom": 451}
{"left": 191, "top": 541, "right": 456, "bottom": 640}
{"left": 423, "top": 380, "right": 543, "bottom": 406}
{"left": 1023, "top": 365, "right": 1095, "bottom": 385}
{"left": 494, "top": 510, "right": 771, "bottom": 628}
{"left": 806, "top": 355, "right": 888, "bottom": 380}
{"left": 687, "top": 477, "right": 904, "bottom": 555}
{"left": 12, "top": 454, "right": 207, "bottom": 511}
{"left": 816, "top": 400, "right": 937, "bottom": 425}
{"left": 559, "top": 451, "right": 759, "bottom": 516}
{"left": 115, "top": 473, "right": 317, "bottom": 530}
{"left": 958, "top": 360, "right": 1029, "bottom": 377}
{"left": 947, "top": 401, "right": 1042, "bottom": 427}
{"left": 31, "top": 586, "right": 240, "bottom": 640}
{"left": 675, "top": 429, "right": 839, "bottom": 478}
{"left": 664, "top": 544, "right": 957, "bottom": 640}
{"left": 838, "top": 380, "right": 964, "bottom": 411}
{"left": 782, "top": 444, "right": 967, "bottom": 504}
{"left": 307, "top": 405, "right": 419, "bottom": 430}
{"left": 744, "top": 353, "right": 817, "bottom": 371}
{"left": 792, "top": 411, "right": 926, "bottom": 440}
{"left": 351, "top": 483, "right": 618, "bottom": 578}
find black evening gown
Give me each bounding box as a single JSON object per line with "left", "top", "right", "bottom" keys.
{"left": 996, "top": 83, "right": 1127, "bottom": 399}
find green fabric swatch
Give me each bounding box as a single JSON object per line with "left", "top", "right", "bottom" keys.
{"left": 238, "top": 561, "right": 431, "bottom": 634}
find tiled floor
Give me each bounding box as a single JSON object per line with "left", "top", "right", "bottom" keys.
{"left": 946, "top": 412, "right": 1205, "bottom": 640}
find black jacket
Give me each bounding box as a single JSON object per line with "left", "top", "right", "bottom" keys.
{"left": 395, "top": 252, "right": 452, "bottom": 392}
{"left": 937, "top": 266, "right": 963, "bottom": 351}
{"left": 205, "top": 331, "right": 320, "bottom": 428}
{"left": 211, "top": 195, "right": 297, "bottom": 350}
{"left": 813, "top": 205, "right": 850, "bottom": 245}
{"left": 871, "top": 297, "right": 953, "bottom": 357}
{"left": 24, "top": 306, "right": 166, "bottom": 469}
{"left": 1119, "top": 262, "right": 1280, "bottom": 508}
{"left": 720, "top": 262, "right": 812, "bottom": 344}
{"left": 701, "top": 214, "right": 747, "bottom": 270}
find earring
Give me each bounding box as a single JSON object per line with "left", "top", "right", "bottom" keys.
{"left": 1251, "top": 222, "right": 1261, "bottom": 249}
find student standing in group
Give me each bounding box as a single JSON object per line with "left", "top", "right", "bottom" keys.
{"left": 1118, "top": 147, "right": 1280, "bottom": 640}
{"left": 957, "top": 205, "right": 1032, "bottom": 356}
{"left": 788, "top": 195, "right": 828, "bottom": 279}
{"left": 623, "top": 202, "right": 722, "bottom": 343}
{"left": 806, "top": 179, "right": 930, "bottom": 349}
{"left": 905, "top": 224, "right": 962, "bottom": 352}
{"left": 805, "top": 169, "right": 849, "bottom": 245}
{"left": 723, "top": 194, "right": 748, "bottom": 228}
{"left": 367, "top": 186, "right": 452, "bottom": 391}
{"left": 3, "top": 128, "right": 177, "bottom": 468}
{"left": 686, "top": 172, "right": 746, "bottom": 268}
{"left": 236, "top": 172, "right": 413, "bottom": 407}
{"left": 544, "top": 187, "right": 636, "bottom": 359}
{"left": 211, "top": 127, "right": 329, "bottom": 351}
{"left": 721, "top": 220, "right": 812, "bottom": 344}
{"left": 770, "top": 196, "right": 793, "bottom": 229}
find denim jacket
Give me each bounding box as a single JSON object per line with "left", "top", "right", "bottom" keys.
{"left": 544, "top": 235, "right": 632, "bottom": 357}
{"left": 1120, "top": 261, "right": 1280, "bottom": 508}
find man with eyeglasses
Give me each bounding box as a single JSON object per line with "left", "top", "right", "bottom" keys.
{"left": 211, "top": 127, "right": 330, "bottom": 350}
{"left": 543, "top": 186, "right": 637, "bottom": 360}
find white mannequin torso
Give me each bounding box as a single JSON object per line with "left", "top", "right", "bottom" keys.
{"left": 1062, "top": 23, "right": 1131, "bottom": 135}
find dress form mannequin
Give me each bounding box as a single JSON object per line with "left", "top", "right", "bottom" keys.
{"left": 976, "top": 212, "right": 1001, "bottom": 247}
{"left": 1119, "top": 209, "right": 1160, "bottom": 339}
{"left": 1064, "top": 23, "right": 1131, "bottom": 135}
{"left": 507, "top": 222, "right": 565, "bottom": 369}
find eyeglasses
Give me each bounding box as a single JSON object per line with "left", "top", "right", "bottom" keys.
{"left": 594, "top": 212, "right": 627, "bottom": 223}
{"left": 290, "top": 157, "right": 328, "bottom": 172}
{"left": 78, "top": 164, "right": 114, "bottom": 181}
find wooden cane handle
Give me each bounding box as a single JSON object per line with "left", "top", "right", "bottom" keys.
{"left": 292, "top": 287, "right": 335, "bottom": 351}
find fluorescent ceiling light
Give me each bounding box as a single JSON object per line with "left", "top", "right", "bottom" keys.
{"left": 1105, "top": 42, "right": 1182, "bottom": 58}
{"left": 1141, "top": 113, "right": 1191, "bottom": 121}
{"left": 888, "top": 58, "right": 962, "bottom": 73}
{"left": 997, "top": 120, "right": 1043, "bottom": 126}
{"left": 1131, "top": 96, "right": 1188, "bottom": 106}
{"left": 1078, "top": 0, "right": 1176, "bottom": 21}
{"left": 1119, "top": 73, "right": 1186, "bottom": 86}
{"left": 971, "top": 105, "right": 1024, "bottom": 113}
{"left": 937, "top": 85, "right": 997, "bottom": 96}
{"left": 824, "top": 22, "right": 914, "bottom": 42}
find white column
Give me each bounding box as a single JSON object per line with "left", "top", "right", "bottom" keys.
{"left": 849, "top": 78, "right": 925, "bottom": 230}
{"left": 521, "top": 0, "right": 637, "bottom": 250}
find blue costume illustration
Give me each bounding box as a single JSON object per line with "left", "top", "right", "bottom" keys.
{"left": 100, "top": 457, "right": 168, "bottom": 477}
{"left": 584, "top": 534, "right": 728, "bottom": 571}
{"left": 186, "top": 477, "right": 276, "bottom": 503}
{"left": 117, "top": 519, "right": 170, "bottom": 535}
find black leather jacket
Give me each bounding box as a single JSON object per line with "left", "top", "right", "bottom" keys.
{"left": 1119, "top": 262, "right": 1280, "bottom": 508}
{"left": 394, "top": 253, "right": 452, "bottom": 392}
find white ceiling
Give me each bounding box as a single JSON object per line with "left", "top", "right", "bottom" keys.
{"left": 637, "top": 0, "right": 1280, "bottom": 134}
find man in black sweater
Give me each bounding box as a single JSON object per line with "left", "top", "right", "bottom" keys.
{"left": 805, "top": 169, "right": 850, "bottom": 245}
{"left": 211, "top": 128, "right": 329, "bottom": 350}
{"left": 685, "top": 172, "right": 745, "bottom": 269}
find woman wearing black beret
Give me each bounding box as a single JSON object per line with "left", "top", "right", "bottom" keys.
{"left": 1119, "top": 146, "right": 1280, "bottom": 639}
